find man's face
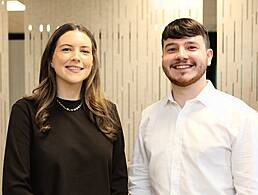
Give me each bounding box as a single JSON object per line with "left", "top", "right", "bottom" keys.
{"left": 162, "top": 35, "right": 213, "bottom": 87}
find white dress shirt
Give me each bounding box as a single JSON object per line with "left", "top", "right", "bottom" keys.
{"left": 129, "top": 81, "right": 258, "bottom": 195}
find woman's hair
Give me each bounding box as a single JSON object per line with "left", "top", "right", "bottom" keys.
{"left": 26, "top": 23, "right": 120, "bottom": 141}
{"left": 162, "top": 18, "right": 210, "bottom": 49}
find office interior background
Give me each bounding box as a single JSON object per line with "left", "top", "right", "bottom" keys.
{"left": 0, "top": 0, "right": 258, "bottom": 192}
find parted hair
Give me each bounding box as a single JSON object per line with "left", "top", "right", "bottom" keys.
{"left": 26, "top": 23, "right": 120, "bottom": 141}
{"left": 162, "top": 18, "right": 210, "bottom": 49}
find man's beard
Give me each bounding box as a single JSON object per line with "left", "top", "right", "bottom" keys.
{"left": 163, "top": 64, "right": 207, "bottom": 87}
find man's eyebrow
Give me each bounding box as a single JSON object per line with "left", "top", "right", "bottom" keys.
{"left": 185, "top": 41, "right": 198, "bottom": 45}
{"left": 164, "top": 43, "right": 177, "bottom": 48}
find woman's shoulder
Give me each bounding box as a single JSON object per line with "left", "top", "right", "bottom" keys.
{"left": 105, "top": 99, "right": 116, "bottom": 107}
{"left": 104, "top": 99, "right": 118, "bottom": 114}
{"left": 11, "top": 97, "right": 37, "bottom": 113}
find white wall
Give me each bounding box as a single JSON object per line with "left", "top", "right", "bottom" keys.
{"left": 204, "top": 0, "right": 217, "bottom": 31}
{"left": 0, "top": 1, "right": 9, "bottom": 194}
{"left": 9, "top": 40, "right": 25, "bottom": 109}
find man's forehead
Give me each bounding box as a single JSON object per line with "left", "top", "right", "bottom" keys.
{"left": 163, "top": 35, "right": 204, "bottom": 46}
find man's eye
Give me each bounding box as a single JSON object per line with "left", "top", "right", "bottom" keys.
{"left": 188, "top": 46, "right": 197, "bottom": 50}
{"left": 167, "top": 48, "right": 177, "bottom": 53}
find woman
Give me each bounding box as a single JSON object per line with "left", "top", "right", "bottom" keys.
{"left": 3, "top": 23, "right": 128, "bottom": 195}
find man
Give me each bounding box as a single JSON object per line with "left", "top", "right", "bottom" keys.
{"left": 129, "top": 18, "right": 258, "bottom": 195}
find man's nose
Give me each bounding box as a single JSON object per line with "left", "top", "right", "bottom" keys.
{"left": 176, "top": 48, "right": 188, "bottom": 60}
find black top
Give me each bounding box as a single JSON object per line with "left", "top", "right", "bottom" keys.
{"left": 3, "top": 98, "right": 128, "bottom": 195}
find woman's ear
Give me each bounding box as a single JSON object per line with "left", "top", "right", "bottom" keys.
{"left": 51, "top": 63, "right": 54, "bottom": 68}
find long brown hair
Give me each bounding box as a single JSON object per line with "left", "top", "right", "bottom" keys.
{"left": 26, "top": 23, "right": 120, "bottom": 141}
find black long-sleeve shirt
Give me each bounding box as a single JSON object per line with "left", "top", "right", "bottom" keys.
{"left": 3, "top": 98, "right": 128, "bottom": 195}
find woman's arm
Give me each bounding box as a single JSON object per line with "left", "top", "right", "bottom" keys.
{"left": 3, "top": 99, "right": 34, "bottom": 195}
{"left": 110, "top": 106, "right": 128, "bottom": 195}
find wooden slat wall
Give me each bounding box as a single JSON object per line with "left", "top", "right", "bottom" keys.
{"left": 217, "top": 0, "right": 258, "bottom": 110}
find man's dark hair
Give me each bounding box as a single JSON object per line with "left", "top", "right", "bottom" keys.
{"left": 162, "top": 18, "right": 210, "bottom": 49}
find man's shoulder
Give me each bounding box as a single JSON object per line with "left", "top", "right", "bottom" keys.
{"left": 213, "top": 89, "right": 257, "bottom": 116}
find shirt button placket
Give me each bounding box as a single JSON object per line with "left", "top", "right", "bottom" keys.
{"left": 170, "top": 106, "right": 183, "bottom": 195}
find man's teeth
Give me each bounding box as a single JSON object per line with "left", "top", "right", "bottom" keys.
{"left": 175, "top": 65, "right": 191, "bottom": 69}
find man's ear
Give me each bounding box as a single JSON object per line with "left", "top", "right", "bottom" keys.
{"left": 207, "top": 48, "right": 213, "bottom": 66}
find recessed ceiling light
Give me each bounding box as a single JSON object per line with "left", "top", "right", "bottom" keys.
{"left": 7, "top": 0, "right": 25, "bottom": 11}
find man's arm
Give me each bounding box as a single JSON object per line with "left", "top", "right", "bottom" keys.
{"left": 232, "top": 112, "right": 258, "bottom": 194}
{"left": 129, "top": 114, "right": 152, "bottom": 195}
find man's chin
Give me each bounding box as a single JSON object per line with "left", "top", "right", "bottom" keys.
{"left": 169, "top": 71, "right": 206, "bottom": 87}
{"left": 172, "top": 82, "right": 193, "bottom": 87}
{"left": 170, "top": 77, "right": 199, "bottom": 87}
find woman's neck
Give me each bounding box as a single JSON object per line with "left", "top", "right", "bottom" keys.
{"left": 57, "top": 83, "right": 82, "bottom": 100}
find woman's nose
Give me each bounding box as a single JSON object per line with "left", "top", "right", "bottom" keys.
{"left": 71, "top": 50, "right": 81, "bottom": 62}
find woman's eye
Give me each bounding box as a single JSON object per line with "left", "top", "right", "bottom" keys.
{"left": 81, "top": 50, "right": 91, "bottom": 55}
{"left": 61, "top": 48, "right": 71, "bottom": 52}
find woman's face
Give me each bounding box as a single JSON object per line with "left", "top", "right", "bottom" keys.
{"left": 51, "top": 30, "right": 93, "bottom": 91}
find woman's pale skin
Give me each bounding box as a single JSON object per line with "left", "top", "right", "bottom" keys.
{"left": 51, "top": 30, "right": 93, "bottom": 100}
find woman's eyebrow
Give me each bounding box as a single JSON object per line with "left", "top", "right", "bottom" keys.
{"left": 58, "top": 44, "right": 91, "bottom": 49}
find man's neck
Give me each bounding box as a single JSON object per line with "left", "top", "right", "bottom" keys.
{"left": 172, "top": 78, "right": 208, "bottom": 108}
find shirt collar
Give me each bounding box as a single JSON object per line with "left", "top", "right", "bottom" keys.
{"left": 165, "top": 80, "right": 217, "bottom": 107}
{"left": 194, "top": 80, "right": 217, "bottom": 106}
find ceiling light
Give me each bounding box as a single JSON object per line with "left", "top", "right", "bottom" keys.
{"left": 7, "top": 0, "right": 25, "bottom": 11}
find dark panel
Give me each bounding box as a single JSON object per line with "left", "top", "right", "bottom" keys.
{"left": 8, "top": 33, "right": 24, "bottom": 40}
{"left": 207, "top": 31, "right": 217, "bottom": 88}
